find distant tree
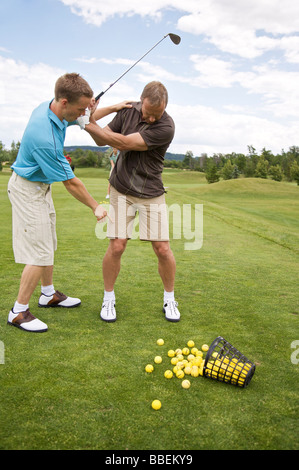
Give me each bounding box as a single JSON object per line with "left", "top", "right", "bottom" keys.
{"left": 290, "top": 160, "right": 299, "bottom": 185}
{"left": 269, "top": 164, "right": 283, "bottom": 182}
{"left": 232, "top": 165, "right": 240, "bottom": 179}
{"left": 222, "top": 159, "right": 234, "bottom": 180}
{"left": 247, "top": 145, "right": 257, "bottom": 157}
{"left": 255, "top": 156, "right": 269, "bottom": 179}
{"left": 205, "top": 162, "right": 220, "bottom": 183}
{"left": 183, "top": 150, "right": 194, "bottom": 169}
{"left": 244, "top": 159, "right": 255, "bottom": 177}
{"left": 9, "top": 141, "right": 21, "bottom": 163}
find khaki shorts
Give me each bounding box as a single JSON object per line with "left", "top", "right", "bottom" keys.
{"left": 7, "top": 172, "right": 57, "bottom": 266}
{"left": 107, "top": 186, "right": 169, "bottom": 241}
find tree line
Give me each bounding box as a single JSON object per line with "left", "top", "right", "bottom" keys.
{"left": 165, "top": 145, "right": 299, "bottom": 184}
{"left": 1, "top": 140, "right": 299, "bottom": 185}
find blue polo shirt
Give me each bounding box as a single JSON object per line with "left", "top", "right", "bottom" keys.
{"left": 11, "top": 101, "right": 75, "bottom": 184}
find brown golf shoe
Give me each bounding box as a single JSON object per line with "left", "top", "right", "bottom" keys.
{"left": 38, "top": 290, "right": 81, "bottom": 308}
{"left": 7, "top": 309, "right": 48, "bottom": 333}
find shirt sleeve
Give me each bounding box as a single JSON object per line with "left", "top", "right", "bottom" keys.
{"left": 107, "top": 111, "right": 124, "bottom": 133}
{"left": 32, "top": 146, "right": 75, "bottom": 182}
{"left": 139, "top": 121, "right": 175, "bottom": 150}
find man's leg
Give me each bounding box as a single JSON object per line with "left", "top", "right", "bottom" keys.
{"left": 151, "top": 241, "right": 176, "bottom": 292}
{"left": 152, "top": 241, "right": 180, "bottom": 322}
{"left": 102, "top": 239, "right": 127, "bottom": 291}
{"left": 40, "top": 265, "right": 54, "bottom": 289}
{"left": 100, "top": 238, "right": 127, "bottom": 322}
{"left": 17, "top": 264, "right": 48, "bottom": 305}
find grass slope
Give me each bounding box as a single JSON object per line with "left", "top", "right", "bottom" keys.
{"left": 0, "top": 170, "right": 298, "bottom": 450}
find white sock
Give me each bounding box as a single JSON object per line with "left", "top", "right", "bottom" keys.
{"left": 104, "top": 290, "right": 115, "bottom": 302}
{"left": 164, "top": 290, "right": 175, "bottom": 303}
{"left": 13, "top": 301, "right": 29, "bottom": 314}
{"left": 41, "top": 284, "right": 55, "bottom": 296}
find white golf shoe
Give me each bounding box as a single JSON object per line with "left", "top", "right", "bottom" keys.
{"left": 38, "top": 290, "right": 81, "bottom": 308}
{"left": 100, "top": 300, "right": 116, "bottom": 322}
{"left": 7, "top": 309, "right": 48, "bottom": 333}
{"left": 163, "top": 300, "right": 180, "bottom": 322}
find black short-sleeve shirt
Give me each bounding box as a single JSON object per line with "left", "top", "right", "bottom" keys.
{"left": 108, "top": 102, "right": 175, "bottom": 198}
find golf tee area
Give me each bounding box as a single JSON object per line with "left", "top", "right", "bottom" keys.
{"left": 0, "top": 168, "right": 298, "bottom": 451}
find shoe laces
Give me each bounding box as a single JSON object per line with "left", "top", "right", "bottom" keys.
{"left": 103, "top": 300, "right": 115, "bottom": 316}
{"left": 165, "top": 300, "right": 179, "bottom": 316}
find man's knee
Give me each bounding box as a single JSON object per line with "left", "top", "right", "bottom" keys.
{"left": 108, "top": 239, "right": 127, "bottom": 257}
{"left": 152, "top": 241, "right": 172, "bottom": 259}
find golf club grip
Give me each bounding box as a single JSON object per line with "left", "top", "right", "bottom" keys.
{"left": 95, "top": 91, "right": 104, "bottom": 101}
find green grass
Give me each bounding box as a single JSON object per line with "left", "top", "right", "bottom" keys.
{"left": 0, "top": 169, "right": 298, "bottom": 450}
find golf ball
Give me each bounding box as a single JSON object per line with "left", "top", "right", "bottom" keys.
{"left": 157, "top": 338, "right": 164, "bottom": 346}
{"left": 152, "top": 400, "right": 161, "bottom": 410}
{"left": 176, "top": 369, "right": 185, "bottom": 379}
{"left": 164, "top": 370, "right": 173, "bottom": 379}
{"left": 145, "top": 364, "right": 154, "bottom": 373}
{"left": 182, "top": 379, "right": 191, "bottom": 389}
{"left": 154, "top": 356, "right": 162, "bottom": 364}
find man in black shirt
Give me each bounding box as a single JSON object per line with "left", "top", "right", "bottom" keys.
{"left": 84, "top": 82, "right": 180, "bottom": 323}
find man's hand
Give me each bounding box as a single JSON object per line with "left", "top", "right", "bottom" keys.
{"left": 77, "top": 108, "right": 90, "bottom": 129}
{"left": 89, "top": 97, "right": 100, "bottom": 116}
{"left": 94, "top": 204, "right": 112, "bottom": 222}
{"left": 91, "top": 100, "right": 133, "bottom": 122}
{"left": 113, "top": 100, "right": 133, "bottom": 112}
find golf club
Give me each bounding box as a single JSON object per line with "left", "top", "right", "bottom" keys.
{"left": 95, "top": 33, "right": 181, "bottom": 101}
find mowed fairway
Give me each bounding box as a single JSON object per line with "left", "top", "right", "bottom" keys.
{"left": 0, "top": 168, "right": 298, "bottom": 450}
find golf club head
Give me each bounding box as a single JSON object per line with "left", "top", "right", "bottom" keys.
{"left": 168, "top": 33, "right": 181, "bottom": 45}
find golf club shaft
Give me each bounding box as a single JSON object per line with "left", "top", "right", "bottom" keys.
{"left": 95, "top": 34, "right": 177, "bottom": 101}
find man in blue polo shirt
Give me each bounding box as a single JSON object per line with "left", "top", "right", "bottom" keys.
{"left": 7, "top": 73, "right": 110, "bottom": 333}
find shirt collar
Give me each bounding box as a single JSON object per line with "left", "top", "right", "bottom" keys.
{"left": 48, "top": 99, "right": 68, "bottom": 130}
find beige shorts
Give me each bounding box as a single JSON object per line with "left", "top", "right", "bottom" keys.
{"left": 7, "top": 172, "right": 57, "bottom": 266}
{"left": 107, "top": 186, "right": 169, "bottom": 241}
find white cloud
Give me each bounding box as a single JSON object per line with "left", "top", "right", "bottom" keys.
{"left": 0, "top": 56, "right": 65, "bottom": 145}
{"left": 61, "top": 0, "right": 299, "bottom": 63}
{"left": 177, "top": 0, "right": 299, "bottom": 60}
{"left": 167, "top": 103, "right": 297, "bottom": 155}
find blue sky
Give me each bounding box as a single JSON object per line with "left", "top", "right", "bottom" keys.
{"left": 1, "top": 0, "right": 299, "bottom": 156}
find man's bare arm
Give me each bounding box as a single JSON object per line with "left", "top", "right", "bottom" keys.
{"left": 91, "top": 100, "right": 133, "bottom": 121}
{"left": 85, "top": 123, "right": 148, "bottom": 151}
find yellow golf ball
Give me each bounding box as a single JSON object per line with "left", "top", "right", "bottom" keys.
{"left": 182, "top": 347, "right": 190, "bottom": 356}
{"left": 182, "top": 379, "right": 191, "bottom": 389}
{"left": 202, "top": 344, "right": 209, "bottom": 352}
{"left": 145, "top": 364, "right": 154, "bottom": 373}
{"left": 168, "top": 349, "right": 175, "bottom": 357}
{"left": 191, "top": 365, "right": 199, "bottom": 377}
{"left": 157, "top": 338, "right": 164, "bottom": 346}
{"left": 164, "top": 370, "right": 173, "bottom": 379}
{"left": 176, "top": 369, "right": 185, "bottom": 379}
{"left": 187, "top": 340, "right": 195, "bottom": 348}
{"left": 154, "top": 356, "right": 162, "bottom": 364}
{"left": 152, "top": 400, "right": 161, "bottom": 410}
